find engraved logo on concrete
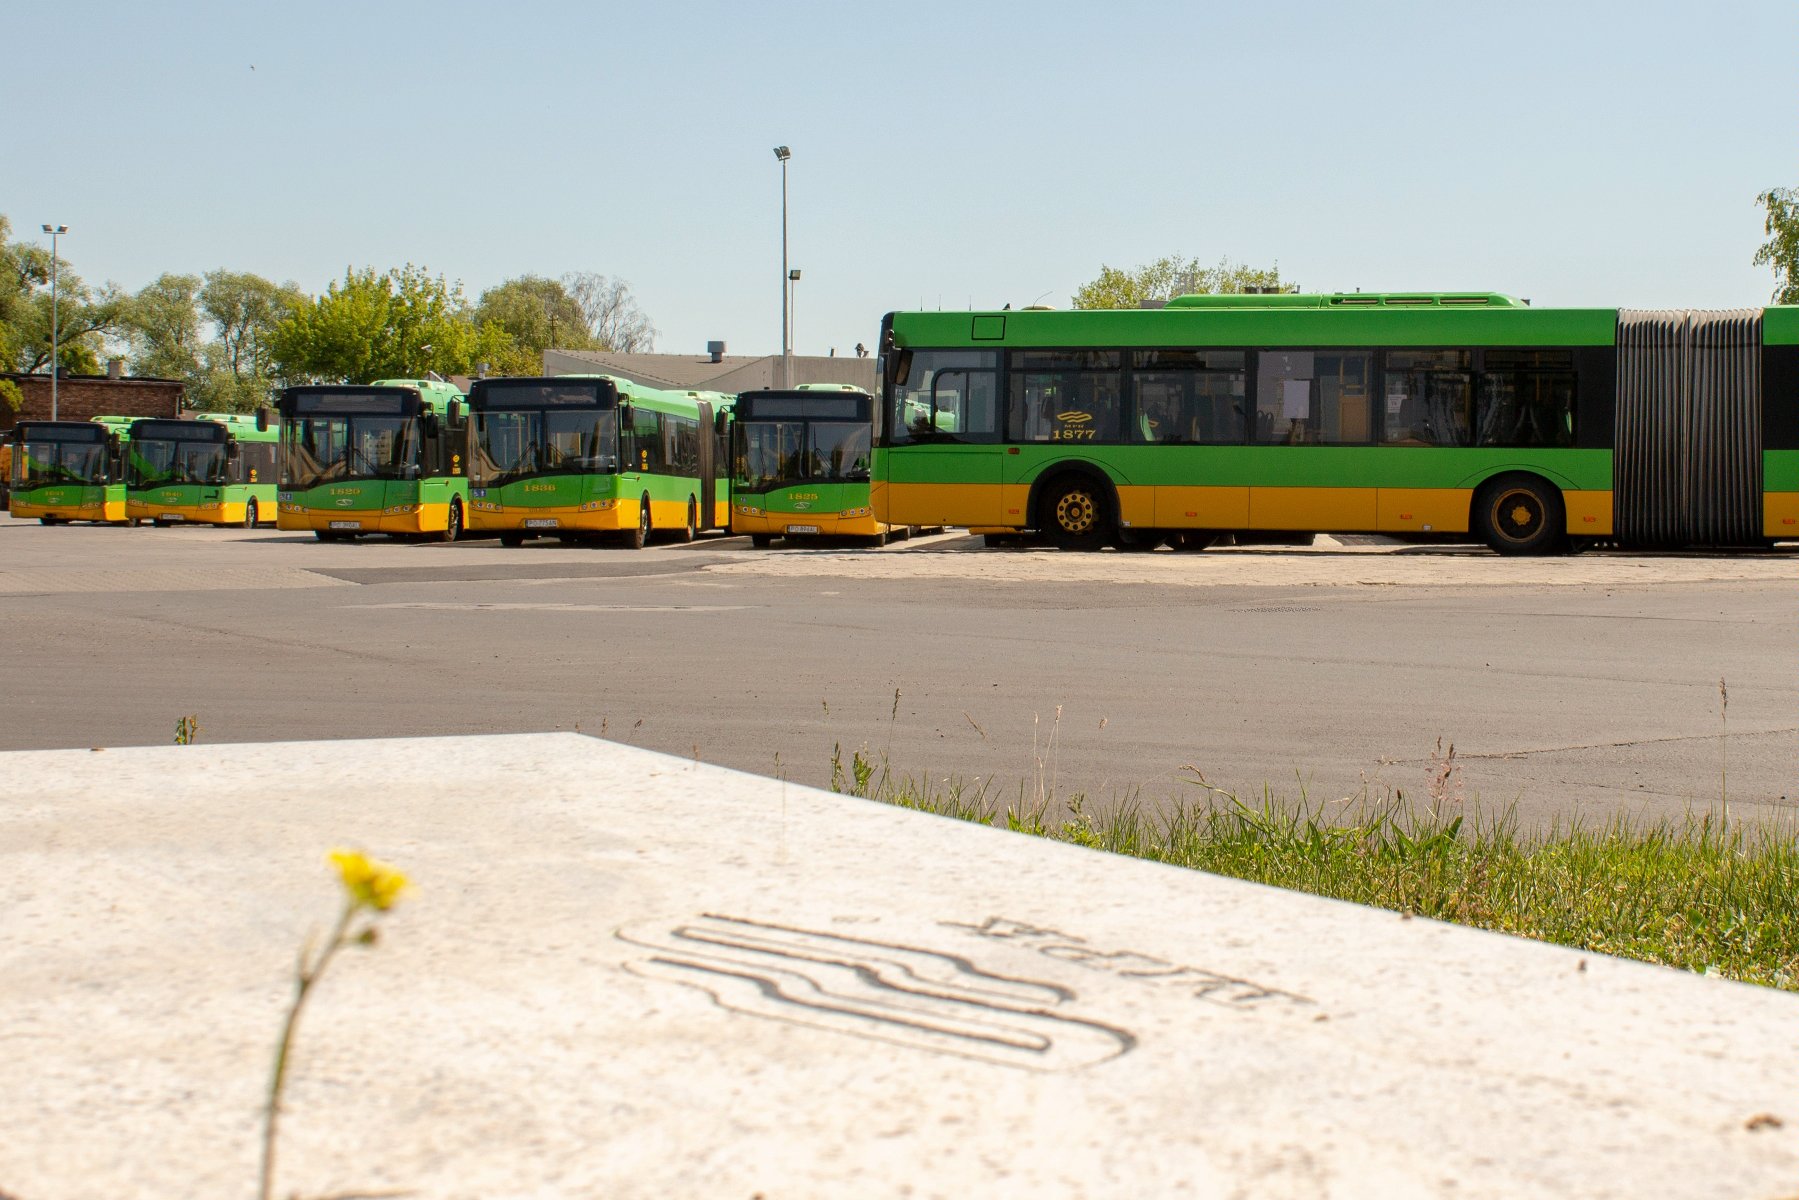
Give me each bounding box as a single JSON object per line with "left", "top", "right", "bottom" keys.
{"left": 944, "top": 917, "right": 1314, "bottom": 1013}
{"left": 619, "top": 913, "right": 1136, "bottom": 1071}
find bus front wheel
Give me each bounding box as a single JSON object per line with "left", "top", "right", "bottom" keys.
{"left": 1475, "top": 475, "right": 1566, "bottom": 556}
{"left": 499, "top": 532, "right": 525, "bottom": 547}
{"left": 750, "top": 533, "right": 773, "bottom": 549}
{"left": 623, "top": 494, "right": 651, "bottom": 549}
{"left": 674, "top": 497, "right": 697, "bottom": 544}
{"left": 243, "top": 499, "right": 259, "bottom": 529}
{"left": 1040, "top": 476, "right": 1111, "bottom": 550}
{"left": 435, "top": 498, "right": 463, "bottom": 544}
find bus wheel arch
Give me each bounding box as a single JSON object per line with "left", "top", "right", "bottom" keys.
{"left": 1032, "top": 467, "right": 1117, "bottom": 550}
{"left": 1471, "top": 472, "right": 1567, "bottom": 556}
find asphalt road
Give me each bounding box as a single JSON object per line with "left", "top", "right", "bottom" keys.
{"left": 2, "top": 520, "right": 1794, "bottom": 829}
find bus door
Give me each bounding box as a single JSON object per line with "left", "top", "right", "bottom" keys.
{"left": 696, "top": 401, "right": 717, "bottom": 530}
{"left": 885, "top": 352, "right": 1003, "bottom": 526}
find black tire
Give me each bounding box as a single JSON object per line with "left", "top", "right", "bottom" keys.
{"left": 1116, "top": 528, "right": 1163, "bottom": 552}
{"left": 243, "top": 498, "right": 259, "bottom": 529}
{"left": 750, "top": 533, "right": 774, "bottom": 549}
{"left": 499, "top": 532, "right": 526, "bottom": 547}
{"left": 314, "top": 529, "right": 344, "bottom": 542}
{"left": 1474, "top": 475, "right": 1566, "bottom": 556}
{"left": 622, "top": 493, "right": 651, "bottom": 549}
{"left": 1038, "top": 475, "right": 1111, "bottom": 550}
{"left": 1170, "top": 531, "right": 1218, "bottom": 552}
{"left": 1235, "top": 531, "right": 1316, "bottom": 547}
{"left": 434, "top": 498, "right": 464, "bottom": 543}
{"left": 39, "top": 516, "right": 58, "bottom": 525}
{"left": 674, "top": 497, "right": 697, "bottom": 544}
{"left": 868, "top": 529, "right": 889, "bottom": 548}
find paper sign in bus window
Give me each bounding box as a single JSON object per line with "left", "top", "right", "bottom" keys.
{"left": 1282, "top": 380, "right": 1311, "bottom": 420}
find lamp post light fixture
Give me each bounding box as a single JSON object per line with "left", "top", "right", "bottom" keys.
{"left": 41, "top": 224, "right": 68, "bottom": 419}
{"left": 773, "top": 145, "right": 791, "bottom": 386}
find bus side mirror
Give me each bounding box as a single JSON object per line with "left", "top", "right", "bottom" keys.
{"left": 227, "top": 437, "right": 241, "bottom": 460}
{"left": 255, "top": 407, "right": 271, "bottom": 432}
{"left": 619, "top": 402, "right": 634, "bottom": 427}
{"left": 887, "top": 349, "right": 913, "bottom": 387}
{"left": 714, "top": 410, "right": 729, "bottom": 436}
{"left": 448, "top": 399, "right": 463, "bottom": 424}
{"left": 421, "top": 412, "right": 441, "bottom": 438}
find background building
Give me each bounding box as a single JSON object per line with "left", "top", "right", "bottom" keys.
{"left": 1, "top": 368, "right": 184, "bottom": 435}
{"left": 542, "top": 345, "right": 875, "bottom": 394}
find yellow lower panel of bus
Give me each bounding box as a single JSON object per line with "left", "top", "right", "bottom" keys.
{"left": 10, "top": 499, "right": 125, "bottom": 523}
{"left": 732, "top": 509, "right": 884, "bottom": 538}
{"left": 470, "top": 501, "right": 629, "bottom": 533}
{"left": 1765, "top": 493, "right": 1799, "bottom": 539}
{"left": 878, "top": 481, "right": 1006, "bottom": 527}
{"left": 128, "top": 499, "right": 253, "bottom": 527}
{"left": 1151, "top": 486, "right": 1251, "bottom": 529}
{"left": 1250, "top": 487, "right": 1376, "bottom": 530}
{"left": 1563, "top": 490, "right": 1613, "bottom": 536}
{"left": 1376, "top": 489, "right": 1471, "bottom": 534}
{"left": 277, "top": 504, "right": 449, "bottom": 535}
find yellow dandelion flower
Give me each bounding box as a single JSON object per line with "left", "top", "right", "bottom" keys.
{"left": 328, "top": 849, "right": 410, "bottom": 911}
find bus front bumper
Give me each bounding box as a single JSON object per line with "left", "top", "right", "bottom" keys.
{"left": 277, "top": 503, "right": 451, "bottom": 535}
{"left": 10, "top": 498, "right": 125, "bottom": 523}
{"left": 730, "top": 507, "right": 883, "bottom": 538}
{"left": 468, "top": 500, "right": 633, "bottom": 534}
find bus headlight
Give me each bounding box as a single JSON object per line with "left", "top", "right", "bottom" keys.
{"left": 736, "top": 505, "right": 761, "bottom": 516}
{"left": 579, "top": 499, "right": 614, "bottom": 511}
{"left": 384, "top": 504, "right": 418, "bottom": 515}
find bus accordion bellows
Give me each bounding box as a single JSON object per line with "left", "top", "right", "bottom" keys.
{"left": 275, "top": 379, "right": 469, "bottom": 542}
{"left": 871, "top": 294, "right": 1799, "bottom": 555}
{"left": 466, "top": 375, "right": 733, "bottom": 548}
{"left": 729, "top": 384, "right": 893, "bottom": 546}
{"left": 7, "top": 418, "right": 130, "bottom": 524}
{"left": 126, "top": 413, "right": 277, "bottom": 527}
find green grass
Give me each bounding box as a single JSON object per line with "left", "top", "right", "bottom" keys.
{"left": 830, "top": 743, "right": 1799, "bottom": 991}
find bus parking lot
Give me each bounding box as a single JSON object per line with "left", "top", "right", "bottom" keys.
{"left": 2, "top": 519, "right": 1793, "bottom": 831}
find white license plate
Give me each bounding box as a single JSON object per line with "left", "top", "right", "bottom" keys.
{"left": 524, "top": 518, "right": 560, "bottom": 528}
{"left": 159, "top": 513, "right": 185, "bottom": 521}
{"left": 328, "top": 520, "right": 361, "bottom": 530}
{"left": 785, "top": 524, "right": 820, "bottom": 535}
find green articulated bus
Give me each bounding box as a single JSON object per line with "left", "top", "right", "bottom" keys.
{"left": 467, "top": 375, "right": 733, "bottom": 547}
{"left": 125, "top": 412, "right": 277, "bottom": 527}
{"left": 7, "top": 418, "right": 129, "bottom": 524}
{"left": 731, "top": 384, "right": 906, "bottom": 546}
{"left": 275, "top": 379, "right": 468, "bottom": 542}
{"left": 874, "top": 294, "right": 1799, "bottom": 555}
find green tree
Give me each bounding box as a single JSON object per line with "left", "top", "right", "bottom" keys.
{"left": 124, "top": 273, "right": 204, "bottom": 381}
{"left": 0, "top": 216, "right": 125, "bottom": 374}
{"left": 272, "top": 265, "right": 494, "bottom": 384}
{"left": 1754, "top": 186, "right": 1799, "bottom": 305}
{"left": 1071, "top": 255, "right": 1292, "bottom": 310}
{"left": 473, "top": 274, "right": 592, "bottom": 374}
{"left": 562, "top": 271, "right": 657, "bottom": 351}
{"left": 191, "top": 270, "right": 307, "bottom": 410}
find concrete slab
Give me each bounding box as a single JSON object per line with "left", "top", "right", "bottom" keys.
{"left": 3, "top": 734, "right": 1797, "bottom": 1199}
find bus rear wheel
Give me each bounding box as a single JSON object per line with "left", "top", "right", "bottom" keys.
{"left": 243, "top": 499, "right": 259, "bottom": 529}
{"left": 1475, "top": 475, "right": 1566, "bottom": 556}
{"left": 1040, "top": 476, "right": 1111, "bottom": 551}
{"left": 674, "top": 497, "right": 697, "bottom": 544}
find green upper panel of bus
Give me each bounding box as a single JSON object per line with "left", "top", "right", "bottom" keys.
{"left": 367, "top": 378, "right": 465, "bottom": 413}
{"left": 1164, "top": 292, "right": 1524, "bottom": 309}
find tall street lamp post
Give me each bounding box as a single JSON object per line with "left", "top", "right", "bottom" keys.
{"left": 41, "top": 224, "right": 67, "bottom": 419}
{"left": 773, "top": 145, "right": 791, "bottom": 387}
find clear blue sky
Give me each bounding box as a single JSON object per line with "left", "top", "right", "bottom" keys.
{"left": 6, "top": 0, "right": 1795, "bottom": 359}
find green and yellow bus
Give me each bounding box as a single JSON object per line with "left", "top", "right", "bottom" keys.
{"left": 467, "top": 375, "right": 733, "bottom": 547}
{"left": 125, "top": 413, "right": 277, "bottom": 527}
{"left": 730, "top": 385, "right": 895, "bottom": 546}
{"left": 7, "top": 419, "right": 128, "bottom": 524}
{"left": 874, "top": 294, "right": 1799, "bottom": 554}
{"left": 275, "top": 379, "right": 468, "bottom": 542}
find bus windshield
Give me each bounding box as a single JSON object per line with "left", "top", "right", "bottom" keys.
{"left": 15, "top": 439, "right": 108, "bottom": 489}
{"left": 283, "top": 416, "right": 420, "bottom": 489}
{"left": 130, "top": 438, "right": 227, "bottom": 488}
{"left": 807, "top": 422, "right": 871, "bottom": 482}
{"left": 471, "top": 409, "right": 618, "bottom": 487}
{"left": 735, "top": 421, "right": 870, "bottom": 490}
